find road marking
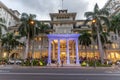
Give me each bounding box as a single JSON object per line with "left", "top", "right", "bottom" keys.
{"left": 0, "top": 73, "right": 120, "bottom": 76}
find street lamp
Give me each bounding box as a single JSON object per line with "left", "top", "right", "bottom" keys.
{"left": 30, "top": 20, "right": 35, "bottom": 25}
{"left": 92, "top": 19, "right": 96, "bottom": 23}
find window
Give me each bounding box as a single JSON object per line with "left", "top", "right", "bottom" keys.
{"left": 111, "top": 35, "right": 117, "bottom": 40}
{"left": 111, "top": 36, "right": 114, "bottom": 40}
{"left": 115, "top": 36, "right": 117, "bottom": 40}
{"left": 9, "top": 22, "right": 11, "bottom": 25}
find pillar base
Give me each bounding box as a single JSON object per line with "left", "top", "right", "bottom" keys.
{"left": 47, "top": 63, "right": 51, "bottom": 66}
{"left": 66, "top": 60, "right": 70, "bottom": 64}
{"left": 76, "top": 61, "right": 80, "bottom": 64}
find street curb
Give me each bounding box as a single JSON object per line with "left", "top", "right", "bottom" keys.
{"left": 0, "top": 65, "right": 116, "bottom": 69}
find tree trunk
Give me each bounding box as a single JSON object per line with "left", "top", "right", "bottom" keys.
{"left": 40, "top": 37, "right": 43, "bottom": 59}
{"left": 25, "top": 34, "right": 30, "bottom": 59}
{"left": 92, "top": 40, "right": 96, "bottom": 67}
{"left": 116, "top": 29, "right": 119, "bottom": 39}
{"left": 32, "top": 40, "right": 35, "bottom": 58}
{"left": 97, "top": 27, "right": 104, "bottom": 64}
{"left": 85, "top": 46, "right": 88, "bottom": 66}
{"left": 31, "top": 39, "right": 34, "bottom": 66}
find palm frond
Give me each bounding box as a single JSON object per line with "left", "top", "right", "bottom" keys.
{"left": 94, "top": 3, "right": 99, "bottom": 14}
{"left": 99, "top": 16, "right": 110, "bottom": 27}
{"left": 99, "top": 8, "right": 109, "bottom": 16}
{"left": 84, "top": 12, "right": 94, "bottom": 18}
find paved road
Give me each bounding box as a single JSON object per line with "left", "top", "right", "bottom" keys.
{"left": 0, "top": 67, "right": 120, "bottom": 80}
{"left": 0, "top": 73, "right": 120, "bottom": 80}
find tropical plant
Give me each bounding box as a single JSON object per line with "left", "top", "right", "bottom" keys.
{"left": 109, "top": 13, "right": 120, "bottom": 39}
{"left": 1, "top": 32, "right": 24, "bottom": 59}
{"left": 36, "top": 21, "right": 49, "bottom": 58}
{"left": 79, "top": 31, "right": 91, "bottom": 65}
{"left": 0, "top": 18, "right": 7, "bottom": 59}
{"left": 18, "top": 13, "right": 37, "bottom": 59}
{"left": 84, "top": 3, "right": 110, "bottom": 64}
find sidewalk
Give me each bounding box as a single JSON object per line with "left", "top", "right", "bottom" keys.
{"left": 0, "top": 65, "right": 14, "bottom": 69}
{"left": 0, "top": 64, "right": 116, "bottom": 69}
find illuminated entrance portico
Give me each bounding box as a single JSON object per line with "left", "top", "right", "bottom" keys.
{"left": 47, "top": 34, "right": 80, "bottom": 65}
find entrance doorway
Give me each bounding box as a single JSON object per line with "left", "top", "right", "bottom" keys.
{"left": 60, "top": 52, "right": 66, "bottom": 63}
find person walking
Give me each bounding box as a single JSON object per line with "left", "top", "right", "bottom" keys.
{"left": 61, "top": 59, "right": 64, "bottom": 67}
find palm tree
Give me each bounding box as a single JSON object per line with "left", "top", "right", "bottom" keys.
{"left": 109, "top": 13, "right": 120, "bottom": 40}
{"left": 18, "top": 13, "right": 37, "bottom": 59}
{"left": 1, "top": 32, "right": 24, "bottom": 60}
{"left": 79, "top": 31, "right": 91, "bottom": 65}
{"left": 0, "top": 18, "right": 7, "bottom": 58}
{"left": 84, "top": 3, "right": 110, "bottom": 64}
{"left": 91, "top": 24, "right": 110, "bottom": 64}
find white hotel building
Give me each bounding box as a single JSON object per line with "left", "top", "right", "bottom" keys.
{"left": 0, "top": 1, "right": 19, "bottom": 29}
{"left": 103, "top": 0, "right": 120, "bottom": 17}
{"left": 1, "top": 1, "right": 120, "bottom": 64}
{"left": 0, "top": 1, "right": 19, "bottom": 58}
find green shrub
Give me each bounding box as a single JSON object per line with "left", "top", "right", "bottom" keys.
{"left": 32, "top": 60, "right": 39, "bottom": 66}
{"left": 81, "top": 61, "right": 87, "bottom": 66}
{"left": 39, "top": 59, "right": 47, "bottom": 66}
{"left": 80, "top": 60, "right": 112, "bottom": 67}
{"left": 87, "top": 60, "right": 111, "bottom": 67}
{"left": 24, "top": 60, "right": 31, "bottom": 66}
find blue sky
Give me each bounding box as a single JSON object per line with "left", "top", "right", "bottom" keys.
{"left": 1, "top": 0, "right": 108, "bottom": 20}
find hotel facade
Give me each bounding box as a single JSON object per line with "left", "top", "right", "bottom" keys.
{"left": 1, "top": 0, "right": 120, "bottom": 64}
{"left": 8, "top": 9, "right": 120, "bottom": 64}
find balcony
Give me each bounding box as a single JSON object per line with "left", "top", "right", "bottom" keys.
{"left": 72, "top": 25, "right": 92, "bottom": 32}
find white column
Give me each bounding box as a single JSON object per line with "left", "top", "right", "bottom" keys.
{"left": 48, "top": 39, "right": 52, "bottom": 64}
{"left": 66, "top": 39, "right": 70, "bottom": 64}
{"left": 75, "top": 39, "right": 79, "bottom": 64}
{"left": 58, "top": 39, "right": 61, "bottom": 64}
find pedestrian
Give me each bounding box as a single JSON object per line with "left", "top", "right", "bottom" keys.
{"left": 61, "top": 59, "right": 64, "bottom": 67}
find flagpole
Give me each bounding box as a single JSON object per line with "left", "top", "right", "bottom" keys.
{"left": 62, "top": 0, "right": 63, "bottom": 9}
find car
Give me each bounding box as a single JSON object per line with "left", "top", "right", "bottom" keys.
{"left": 104, "top": 59, "right": 113, "bottom": 65}
{"left": 115, "top": 60, "right": 120, "bottom": 65}
{"left": 8, "top": 59, "right": 22, "bottom": 64}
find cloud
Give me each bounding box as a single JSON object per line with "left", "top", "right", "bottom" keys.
{"left": 63, "top": 0, "right": 89, "bottom": 19}
{"left": 10, "top": 0, "right": 60, "bottom": 20}
{"left": 3, "top": 0, "right": 108, "bottom": 20}
{"left": 8, "top": 0, "right": 89, "bottom": 20}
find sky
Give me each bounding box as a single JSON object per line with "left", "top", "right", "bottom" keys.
{"left": 1, "top": 0, "right": 108, "bottom": 20}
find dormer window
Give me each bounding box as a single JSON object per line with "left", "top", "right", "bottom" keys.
{"left": 59, "top": 10, "right": 67, "bottom": 13}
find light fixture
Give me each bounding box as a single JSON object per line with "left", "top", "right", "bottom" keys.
{"left": 3, "top": 52, "right": 7, "bottom": 58}
{"left": 92, "top": 19, "right": 96, "bottom": 23}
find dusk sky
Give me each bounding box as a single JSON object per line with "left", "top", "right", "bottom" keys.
{"left": 1, "top": 0, "right": 108, "bottom": 20}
